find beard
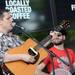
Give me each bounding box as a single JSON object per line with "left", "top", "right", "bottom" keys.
{"left": 53, "top": 40, "right": 64, "bottom": 45}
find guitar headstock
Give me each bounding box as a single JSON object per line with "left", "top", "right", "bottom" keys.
{"left": 54, "top": 20, "right": 70, "bottom": 31}
{"left": 59, "top": 19, "right": 70, "bottom": 29}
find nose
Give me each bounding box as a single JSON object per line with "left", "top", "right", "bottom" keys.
{"left": 9, "top": 16, "right": 13, "bottom": 22}
{"left": 11, "top": 17, "right": 13, "bottom": 22}
{"left": 51, "top": 34, "right": 58, "bottom": 39}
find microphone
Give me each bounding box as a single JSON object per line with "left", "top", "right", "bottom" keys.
{"left": 12, "top": 22, "right": 37, "bottom": 39}
{"left": 12, "top": 22, "right": 25, "bottom": 30}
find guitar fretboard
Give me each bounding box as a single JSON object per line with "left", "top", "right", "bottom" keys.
{"left": 33, "top": 35, "right": 51, "bottom": 51}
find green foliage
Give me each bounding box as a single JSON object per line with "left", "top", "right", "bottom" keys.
{"left": 68, "top": 29, "right": 75, "bottom": 40}
{"left": 19, "top": 31, "right": 49, "bottom": 41}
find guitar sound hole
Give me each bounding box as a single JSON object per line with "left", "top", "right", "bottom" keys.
{"left": 28, "top": 48, "right": 38, "bottom": 56}
{"left": 28, "top": 48, "right": 40, "bottom": 64}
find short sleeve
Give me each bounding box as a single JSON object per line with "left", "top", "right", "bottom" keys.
{"left": 13, "top": 35, "right": 24, "bottom": 45}
{"left": 0, "top": 41, "right": 5, "bottom": 64}
{"left": 68, "top": 48, "right": 75, "bottom": 64}
{"left": 70, "top": 49, "right": 75, "bottom": 64}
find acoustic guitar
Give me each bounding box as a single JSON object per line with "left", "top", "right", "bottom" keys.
{"left": 4, "top": 20, "right": 70, "bottom": 75}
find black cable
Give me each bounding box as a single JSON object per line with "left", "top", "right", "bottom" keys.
{"left": 0, "top": 66, "right": 3, "bottom": 75}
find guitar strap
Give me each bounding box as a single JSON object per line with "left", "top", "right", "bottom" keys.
{"left": 65, "top": 49, "right": 73, "bottom": 72}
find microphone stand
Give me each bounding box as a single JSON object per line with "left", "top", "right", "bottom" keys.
{"left": 49, "top": 53, "right": 55, "bottom": 75}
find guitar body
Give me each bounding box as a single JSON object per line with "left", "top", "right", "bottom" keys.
{"left": 5, "top": 38, "right": 48, "bottom": 75}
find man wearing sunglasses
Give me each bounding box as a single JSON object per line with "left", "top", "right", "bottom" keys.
{"left": 35, "top": 30, "right": 75, "bottom": 75}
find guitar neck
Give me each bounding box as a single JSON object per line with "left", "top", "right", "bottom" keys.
{"left": 33, "top": 35, "right": 51, "bottom": 51}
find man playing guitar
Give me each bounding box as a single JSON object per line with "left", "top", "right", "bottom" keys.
{"left": 35, "top": 29, "right": 75, "bottom": 75}
{"left": 0, "top": 9, "right": 35, "bottom": 74}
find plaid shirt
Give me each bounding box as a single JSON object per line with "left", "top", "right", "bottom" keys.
{"left": 0, "top": 32, "right": 23, "bottom": 64}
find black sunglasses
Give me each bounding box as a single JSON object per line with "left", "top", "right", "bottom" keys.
{"left": 50, "top": 33, "right": 62, "bottom": 39}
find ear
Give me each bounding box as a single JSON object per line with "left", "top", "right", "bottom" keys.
{"left": 0, "top": 19, "right": 3, "bottom": 25}
{"left": 62, "top": 35, "right": 65, "bottom": 40}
